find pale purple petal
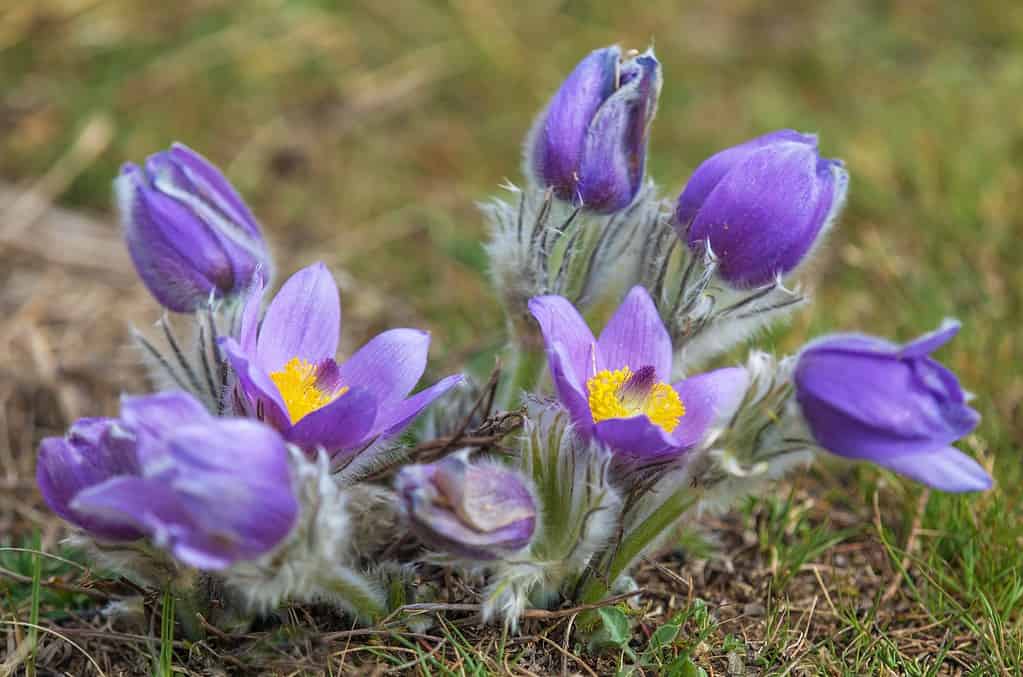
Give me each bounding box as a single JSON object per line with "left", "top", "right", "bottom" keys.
{"left": 596, "top": 286, "right": 671, "bottom": 379}
{"left": 899, "top": 319, "right": 959, "bottom": 359}
{"left": 220, "top": 337, "right": 291, "bottom": 431}
{"left": 257, "top": 262, "right": 340, "bottom": 372}
{"left": 286, "top": 386, "right": 377, "bottom": 456}
{"left": 36, "top": 422, "right": 143, "bottom": 541}
{"left": 120, "top": 391, "right": 212, "bottom": 469}
{"left": 528, "top": 294, "right": 597, "bottom": 386}
{"left": 372, "top": 374, "right": 464, "bottom": 438}
{"left": 549, "top": 342, "right": 593, "bottom": 429}
{"left": 871, "top": 446, "right": 992, "bottom": 493}
{"left": 671, "top": 367, "right": 750, "bottom": 448}
{"left": 337, "top": 329, "right": 430, "bottom": 405}
{"left": 237, "top": 277, "right": 265, "bottom": 354}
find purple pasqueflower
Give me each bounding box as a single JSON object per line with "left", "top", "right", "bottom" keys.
{"left": 396, "top": 454, "right": 536, "bottom": 560}
{"left": 794, "top": 321, "right": 989, "bottom": 492}
{"left": 674, "top": 130, "right": 848, "bottom": 288}
{"left": 37, "top": 391, "right": 299, "bottom": 569}
{"left": 116, "top": 143, "right": 272, "bottom": 312}
{"left": 528, "top": 286, "right": 748, "bottom": 461}
{"left": 529, "top": 45, "right": 661, "bottom": 213}
{"left": 219, "top": 262, "right": 462, "bottom": 462}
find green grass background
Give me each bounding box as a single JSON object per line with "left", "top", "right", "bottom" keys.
{"left": 1, "top": 0, "right": 1021, "bottom": 672}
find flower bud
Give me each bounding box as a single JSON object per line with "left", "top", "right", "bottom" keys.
{"left": 675, "top": 130, "right": 848, "bottom": 288}
{"left": 529, "top": 46, "right": 661, "bottom": 213}
{"left": 396, "top": 454, "right": 536, "bottom": 560}
{"left": 116, "top": 143, "right": 271, "bottom": 312}
{"left": 793, "top": 321, "right": 990, "bottom": 492}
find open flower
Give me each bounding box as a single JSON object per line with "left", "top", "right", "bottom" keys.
{"left": 117, "top": 143, "right": 272, "bottom": 312}
{"left": 528, "top": 45, "right": 661, "bottom": 213}
{"left": 396, "top": 453, "right": 536, "bottom": 560}
{"left": 794, "top": 321, "right": 989, "bottom": 492}
{"left": 220, "top": 262, "right": 462, "bottom": 462}
{"left": 529, "top": 286, "right": 747, "bottom": 460}
{"left": 37, "top": 392, "right": 298, "bottom": 569}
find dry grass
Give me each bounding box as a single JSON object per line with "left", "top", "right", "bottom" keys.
{"left": 1, "top": 1, "right": 1021, "bottom": 674}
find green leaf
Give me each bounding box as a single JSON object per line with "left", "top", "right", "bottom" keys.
{"left": 597, "top": 606, "right": 631, "bottom": 647}
{"left": 664, "top": 653, "right": 707, "bottom": 677}
{"left": 647, "top": 620, "right": 681, "bottom": 654}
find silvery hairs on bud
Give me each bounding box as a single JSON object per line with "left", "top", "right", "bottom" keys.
{"left": 482, "top": 399, "right": 622, "bottom": 628}
{"left": 639, "top": 226, "right": 808, "bottom": 377}
{"left": 131, "top": 295, "right": 247, "bottom": 415}
{"left": 693, "top": 351, "right": 815, "bottom": 514}
{"left": 223, "top": 447, "right": 386, "bottom": 621}
{"left": 483, "top": 181, "right": 662, "bottom": 324}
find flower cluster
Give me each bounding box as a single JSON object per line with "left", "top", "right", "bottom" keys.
{"left": 38, "top": 44, "right": 989, "bottom": 635}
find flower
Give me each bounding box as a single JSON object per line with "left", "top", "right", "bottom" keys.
{"left": 528, "top": 286, "right": 748, "bottom": 460}
{"left": 396, "top": 454, "right": 536, "bottom": 560}
{"left": 116, "top": 143, "right": 272, "bottom": 312}
{"left": 793, "top": 321, "right": 990, "bottom": 492}
{"left": 528, "top": 45, "right": 661, "bottom": 213}
{"left": 674, "top": 130, "right": 848, "bottom": 288}
{"left": 219, "top": 262, "right": 462, "bottom": 462}
{"left": 37, "top": 392, "right": 299, "bottom": 568}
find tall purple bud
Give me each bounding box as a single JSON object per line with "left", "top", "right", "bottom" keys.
{"left": 396, "top": 455, "right": 536, "bottom": 560}
{"left": 674, "top": 130, "right": 848, "bottom": 288}
{"left": 116, "top": 143, "right": 272, "bottom": 312}
{"left": 793, "top": 321, "right": 990, "bottom": 493}
{"left": 529, "top": 46, "right": 662, "bottom": 213}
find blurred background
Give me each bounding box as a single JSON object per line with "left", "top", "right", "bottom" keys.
{"left": 1, "top": 0, "right": 1021, "bottom": 668}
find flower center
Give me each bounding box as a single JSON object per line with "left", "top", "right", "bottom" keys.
{"left": 586, "top": 365, "right": 684, "bottom": 433}
{"left": 269, "top": 357, "right": 348, "bottom": 424}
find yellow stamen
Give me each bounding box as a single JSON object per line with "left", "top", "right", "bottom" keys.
{"left": 269, "top": 357, "right": 348, "bottom": 424}
{"left": 586, "top": 366, "right": 684, "bottom": 433}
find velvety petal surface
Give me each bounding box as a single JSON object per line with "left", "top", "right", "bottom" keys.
{"left": 220, "top": 337, "right": 291, "bottom": 430}
{"left": 121, "top": 391, "right": 213, "bottom": 469}
{"left": 871, "top": 446, "right": 992, "bottom": 493}
{"left": 372, "top": 374, "right": 464, "bottom": 439}
{"left": 596, "top": 286, "right": 672, "bottom": 379}
{"left": 671, "top": 367, "right": 750, "bottom": 448}
{"left": 337, "top": 329, "right": 430, "bottom": 405}
{"left": 528, "top": 294, "right": 597, "bottom": 388}
{"left": 257, "top": 263, "right": 340, "bottom": 372}
{"left": 674, "top": 130, "right": 816, "bottom": 227}
{"left": 285, "top": 386, "right": 377, "bottom": 456}
{"left": 531, "top": 46, "right": 619, "bottom": 199}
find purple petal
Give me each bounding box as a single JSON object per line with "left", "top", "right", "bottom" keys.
{"left": 528, "top": 294, "right": 597, "bottom": 389}
{"left": 594, "top": 416, "right": 678, "bottom": 459}
{"left": 577, "top": 51, "right": 661, "bottom": 212}
{"left": 373, "top": 374, "right": 464, "bottom": 439}
{"left": 71, "top": 476, "right": 192, "bottom": 552}
{"left": 338, "top": 329, "right": 430, "bottom": 405}
{"left": 286, "top": 386, "right": 377, "bottom": 456}
{"left": 237, "top": 277, "right": 265, "bottom": 355}
{"left": 549, "top": 342, "right": 594, "bottom": 430}
{"left": 120, "top": 391, "right": 213, "bottom": 469}
{"left": 671, "top": 366, "right": 750, "bottom": 448}
{"left": 871, "top": 446, "right": 992, "bottom": 493}
{"left": 257, "top": 262, "right": 340, "bottom": 372}
{"left": 117, "top": 164, "right": 228, "bottom": 312}
{"left": 597, "top": 286, "right": 671, "bottom": 379}
{"left": 167, "top": 144, "right": 262, "bottom": 240}
{"left": 36, "top": 422, "right": 144, "bottom": 541}
{"left": 674, "top": 130, "right": 816, "bottom": 227}
{"left": 220, "top": 337, "right": 291, "bottom": 431}
{"left": 899, "top": 319, "right": 960, "bottom": 359}
{"left": 532, "top": 46, "right": 620, "bottom": 199}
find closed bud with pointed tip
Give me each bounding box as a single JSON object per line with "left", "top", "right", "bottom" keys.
{"left": 675, "top": 130, "right": 848, "bottom": 288}
{"left": 116, "top": 143, "right": 272, "bottom": 312}
{"left": 528, "top": 46, "right": 661, "bottom": 213}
